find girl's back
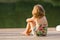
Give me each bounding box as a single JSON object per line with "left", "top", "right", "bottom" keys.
{"left": 35, "top": 16, "right": 48, "bottom": 36}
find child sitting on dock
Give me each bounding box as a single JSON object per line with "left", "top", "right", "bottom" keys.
{"left": 23, "top": 4, "right": 48, "bottom": 36}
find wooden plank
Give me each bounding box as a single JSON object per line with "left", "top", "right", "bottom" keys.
{"left": 0, "top": 28, "right": 60, "bottom": 40}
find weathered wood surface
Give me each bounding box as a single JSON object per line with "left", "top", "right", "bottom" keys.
{"left": 0, "top": 28, "right": 60, "bottom": 40}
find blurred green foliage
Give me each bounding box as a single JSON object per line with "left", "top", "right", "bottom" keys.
{"left": 0, "top": 1, "right": 60, "bottom": 28}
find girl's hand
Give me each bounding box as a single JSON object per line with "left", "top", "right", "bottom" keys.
{"left": 26, "top": 18, "right": 33, "bottom": 22}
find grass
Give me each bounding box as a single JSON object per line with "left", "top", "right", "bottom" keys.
{"left": 0, "top": 1, "right": 60, "bottom": 28}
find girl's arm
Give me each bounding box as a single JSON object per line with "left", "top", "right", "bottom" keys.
{"left": 26, "top": 18, "right": 33, "bottom": 22}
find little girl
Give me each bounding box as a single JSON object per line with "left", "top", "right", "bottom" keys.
{"left": 23, "top": 4, "right": 48, "bottom": 36}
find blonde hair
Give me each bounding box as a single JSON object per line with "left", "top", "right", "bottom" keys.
{"left": 32, "top": 4, "right": 45, "bottom": 18}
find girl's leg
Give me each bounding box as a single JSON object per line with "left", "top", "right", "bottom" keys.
{"left": 29, "top": 22, "right": 36, "bottom": 36}
{"left": 24, "top": 23, "right": 32, "bottom": 35}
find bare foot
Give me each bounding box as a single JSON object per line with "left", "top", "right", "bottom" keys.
{"left": 20, "top": 32, "right": 30, "bottom": 36}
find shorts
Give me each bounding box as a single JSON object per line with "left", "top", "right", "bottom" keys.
{"left": 36, "top": 25, "right": 47, "bottom": 36}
